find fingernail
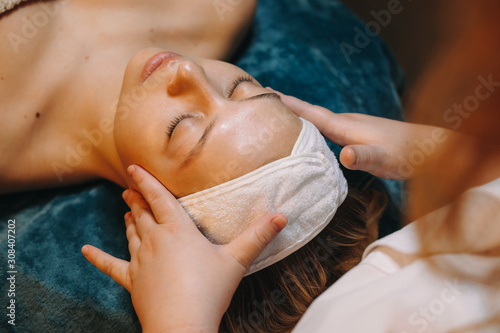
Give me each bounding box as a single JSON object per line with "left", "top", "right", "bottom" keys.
{"left": 122, "top": 189, "right": 130, "bottom": 200}
{"left": 345, "top": 147, "right": 357, "bottom": 166}
{"left": 271, "top": 216, "right": 287, "bottom": 232}
{"left": 350, "top": 150, "right": 357, "bottom": 166}
{"left": 127, "top": 165, "right": 136, "bottom": 178}
{"left": 81, "top": 245, "right": 89, "bottom": 256}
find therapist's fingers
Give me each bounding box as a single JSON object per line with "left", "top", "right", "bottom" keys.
{"left": 267, "top": 89, "right": 362, "bottom": 147}
{"left": 267, "top": 88, "right": 317, "bottom": 119}
{"left": 127, "top": 165, "right": 194, "bottom": 227}
{"left": 125, "top": 217, "right": 138, "bottom": 242}
{"left": 123, "top": 189, "right": 157, "bottom": 237}
{"left": 123, "top": 189, "right": 151, "bottom": 216}
{"left": 81, "top": 245, "right": 132, "bottom": 292}
{"left": 124, "top": 211, "right": 134, "bottom": 229}
{"left": 340, "top": 145, "right": 386, "bottom": 170}
{"left": 268, "top": 89, "right": 337, "bottom": 134}
{"left": 125, "top": 213, "right": 141, "bottom": 255}
{"left": 340, "top": 145, "right": 404, "bottom": 179}
{"left": 223, "top": 214, "right": 287, "bottom": 271}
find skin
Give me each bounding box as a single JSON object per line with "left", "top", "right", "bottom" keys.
{"left": 89, "top": 1, "right": 499, "bottom": 331}
{"left": 9, "top": 1, "right": 495, "bottom": 332}
{"left": 83, "top": 165, "right": 288, "bottom": 332}
{"left": 0, "top": 0, "right": 302, "bottom": 196}
{"left": 86, "top": 92, "right": 500, "bottom": 332}
{"left": 1, "top": 2, "right": 298, "bottom": 330}
{"left": 115, "top": 48, "right": 302, "bottom": 197}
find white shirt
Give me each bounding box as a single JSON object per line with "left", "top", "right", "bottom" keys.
{"left": 293, "top": 178, "right": 500, "bottom": 333}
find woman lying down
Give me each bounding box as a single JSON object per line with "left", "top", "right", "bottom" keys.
{"left": 1, "top": 46, "right": 384, "bottom": 332}
{"left": 0, "top": 1, "right": 384, "bottom": 332}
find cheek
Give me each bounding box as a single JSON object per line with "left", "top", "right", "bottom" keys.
{"left": 114, "top": 105, "right": 157, "bottom": 169}
{"left": 114, "top": 114, "right": 181, "bottom": 194}
{"left": 114, "top": 127, "right": 140, "bottom": 169}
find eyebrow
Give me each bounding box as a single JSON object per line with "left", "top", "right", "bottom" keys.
{"left": 243, "top": 92, "right": 281, "bottom": 101}
{"left": 179, "top": 118, "right": 217, "bottom": 169}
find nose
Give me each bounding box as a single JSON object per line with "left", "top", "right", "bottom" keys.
{"left": 167, "top": 61, "right": 213, "bottom": 99}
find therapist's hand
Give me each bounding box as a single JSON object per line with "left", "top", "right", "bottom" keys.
{"left": 82, "top": 165, "right": 287, "bottom": 333}
{"left": 272, "top": 89, "right": 455, "bottom": 180}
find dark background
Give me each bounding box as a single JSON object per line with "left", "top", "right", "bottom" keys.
{"left": 341, "top": 0, "right": 467, "bottom": 112}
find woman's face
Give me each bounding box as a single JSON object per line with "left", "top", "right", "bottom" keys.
{"left": 114, "top": 48, "right": 302, "bottom": 197}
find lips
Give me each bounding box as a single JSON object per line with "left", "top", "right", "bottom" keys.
{"left": 141, "top": 51, "right": 181, "bottom": 83}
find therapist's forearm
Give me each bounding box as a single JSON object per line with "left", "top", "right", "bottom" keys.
{"left": 404, "top": 1, "right": 500, "bottom": 213}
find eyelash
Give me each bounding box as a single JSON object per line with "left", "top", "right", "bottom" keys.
{"left": 227, "top": 75, "right": 253, "bottom": 98}
{"left": 166, "top": 75, "right": 253, "bottom": 138}
{"left": 166, "top": 114, "right": 193, "bottom": 138}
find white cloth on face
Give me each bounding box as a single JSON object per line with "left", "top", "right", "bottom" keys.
{"left": 178, "top": 118, "right": 348, "bottom": 276}
{"left": 293, "top": 177, "right": 500, "bottom": 333}
{"left": 0, "top": 0, "right": 25, "bottom": 15}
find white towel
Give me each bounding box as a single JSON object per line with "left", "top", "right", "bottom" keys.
{"left": 179, "top": 118, "right": 348, "bottom": 275}
{"left": 0, "top": 0, "right": 26, "bottom": 15}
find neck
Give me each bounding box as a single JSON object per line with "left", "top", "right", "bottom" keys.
{"left": 87, "top": 110, "right": 129, "bottom": 188}
{"left": 49, "top": 51, "right": 132, "bottom": 189}
{"left": 80, "top": 81, "right": 129, "bottom": 188}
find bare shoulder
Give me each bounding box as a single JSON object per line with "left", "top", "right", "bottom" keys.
{"left": 68, "top": 0, "right": 256, "bottom": 30}
{"left": 67, "top": 0, "right": 257, "bottom": 59}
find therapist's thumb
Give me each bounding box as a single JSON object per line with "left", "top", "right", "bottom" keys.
{"left": 225, "top": 214, "right": 288, "bottom": 271}
{"left": 340, "top": 145, "right": 388, "bottom": 176}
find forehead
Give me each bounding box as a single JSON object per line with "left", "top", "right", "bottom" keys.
{"left": 173, "top": 99, "right": 302, "bottom": 196}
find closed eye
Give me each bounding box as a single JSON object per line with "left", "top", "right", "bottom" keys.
{"left": 166, "top": 113, "right": 195, "bottom": 138}
{"left": 227, "top": 75, "right": 254, "bottom": 98}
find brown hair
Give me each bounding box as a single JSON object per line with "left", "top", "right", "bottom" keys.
{"left": 220, "top": 186, "right": 385, "bottom": 332}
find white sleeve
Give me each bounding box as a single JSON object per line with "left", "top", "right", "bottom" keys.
{"left": 293, "top": 177, "right": 500, "bottom": 333}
